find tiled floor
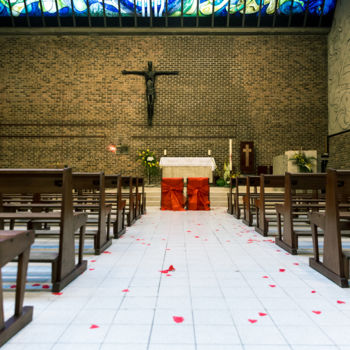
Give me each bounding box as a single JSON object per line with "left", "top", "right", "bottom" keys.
{"left": 3, "top": 208, "right": 350, "bottom": 350}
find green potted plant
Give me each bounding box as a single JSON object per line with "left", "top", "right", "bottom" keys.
{"left": 137, "top": 149, "right": 160, "bottom": 184}
{"left": 289, "top": 151, "right": 316, "bottom": 173}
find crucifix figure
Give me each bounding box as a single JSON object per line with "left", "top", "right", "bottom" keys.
{"left": 243, "top": 143, "right": 252, "bottom": 167}
{"left": 122, "top": 61, "right": 179, "bottom": 126}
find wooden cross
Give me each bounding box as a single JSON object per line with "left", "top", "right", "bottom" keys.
{"left": 243, "top": 143, "right": 252, "bottom": 167}
{"left": 122, "top": 61, "right": 179, "bottom": 126}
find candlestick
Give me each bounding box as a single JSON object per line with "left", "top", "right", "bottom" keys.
{"left": 208, "top": 150, "right": 211, "bottom": 156}
{"left": 163, "top": 149, "right": 167, "bottom": 156}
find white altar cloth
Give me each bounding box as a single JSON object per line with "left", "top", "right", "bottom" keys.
{"left": 160, "top": 157, "right": 216, "bottom": 183}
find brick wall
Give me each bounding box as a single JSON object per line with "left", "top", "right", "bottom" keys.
{"left": 328, "top": 133, "right": 350, "bottom": 169}
{"left": 0, "top": 34, "right": 328, "bottom": 180}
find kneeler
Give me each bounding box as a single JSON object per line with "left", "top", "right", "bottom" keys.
{"left": 161, "top": 178, "right": 186, "bottom": 211}
{"left": 187, "top": 177, "right": 210, "bottom": 211}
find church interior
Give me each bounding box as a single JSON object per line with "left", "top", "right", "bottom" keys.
{"left": 1, "top": 0, "right": 350, "bottom": 348}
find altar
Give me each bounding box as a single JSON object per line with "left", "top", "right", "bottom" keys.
{"left": 159, "top": 157, "right": 216, "bottom": 183}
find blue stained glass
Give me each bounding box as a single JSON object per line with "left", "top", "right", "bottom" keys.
{"left": 0, "top": 0, "right": 337, "bottom": 17}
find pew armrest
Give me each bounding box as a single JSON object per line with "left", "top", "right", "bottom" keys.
{"left": 118, "top": 200, "right": 126, "bottom": 210}
{"left": 308, "top": 212, "right": 325, "bottom": 230}
{"left": 275, "top": 203, "right": 285, "bottom": 215}
{"left": 73, "top": 212, "right": 88, "bottom": 232}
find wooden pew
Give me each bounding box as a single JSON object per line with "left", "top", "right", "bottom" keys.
{"left": 105, "top": 174, "right": 126, "bottom": 238}
{"left": 133, "top": 177, "right": 142, "bottom": 220}
{"left": 0, "top": 168, "right": 87, "bottom": 292}
{"left": 121, "top": 176, "right": 136, "bottom": 226}
{"left": 254, "top": 175, "right": 285, "bottom": 236}
{"left": 242, "top": 176, "right": 260, "bottom": 226}
{"left": 0, "top": 230, "right": 34, "bottom": 347}
{"left": 275, "top": 173, "right": 326, "bottom": 254}
{"left": 233, "top": 177, "right": 248, "bottom": 219}
{"left": 309, "top": 169, "right": 350, "bottom": 287}
{"left": 72, "top": 172, "right": 112, "bottom": 254}
{"left": 139, "top": 177, "right": 147, "bottom": 215}
{"left": 227, "top": 177, "right": 235, "bottom": 215}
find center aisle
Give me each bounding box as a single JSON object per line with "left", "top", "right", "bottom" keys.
{"left": 4, "top": 208, "right": 350, "bottom": 350}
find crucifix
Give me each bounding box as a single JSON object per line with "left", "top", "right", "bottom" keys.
{"left": 122, "top": 61, "right": 179, "bottom": 126}
{"left": 240, "top": 141, "right": 255, "bottom": 174}
{"left": 243, "top": 144, "right": 252, "bottom": 167}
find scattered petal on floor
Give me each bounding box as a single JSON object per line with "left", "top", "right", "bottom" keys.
{"left": 248, "top": 319, "right": 258, "bottom": 324}
{"left": 312, "top": 311, "right": 322, "bottom": 315}
{"left": 173, "top": 316, "right": 184, "bottom": 323}
{"left": 90, "top": 324, "right": 99, "bottom": 329}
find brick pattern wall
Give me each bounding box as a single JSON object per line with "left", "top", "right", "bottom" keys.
{"left": 0, "top": 34, "right": 328, "bottom": 180}
{"left": 328, "top": 133, "right": 350, "bottom": 169}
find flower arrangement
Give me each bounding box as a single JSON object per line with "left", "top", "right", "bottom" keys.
{"left": 137, "top": 149, "right": 159, "bottom": 177}
{"left": 289, "top": 151, "right": 316, "bottom": 173}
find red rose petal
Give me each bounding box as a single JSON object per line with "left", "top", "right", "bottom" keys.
{"left": 166, "top": 274, "right": 172, "bottom": 276}
{"left": 168, "top": 265, "right": 175, "bottom": 271}
{"left": 279, "top": 269, "right": 286, "bottom": 272}
{"left": 311, "top": 290, "right": 317, "bottom": 294}
{"left": 258, "top": 312, "right": 267, "bottom": 317}
{"left": 173, "top": 316, "right": 184, "bottom": 323}
{"left": 10, "top": 285, "right": 16, "bottom": 289}
{"left": 269, "top": 285, "right": 276, "bottom": 288}
{"left": 195, "top": 236, "right": 200, "bottom": 238}
{"left": 337, "top": 300, "right": 346, "bottom": 304}
{"left": 293, "top": 263, "right": 299, "bottom": 266}
{"left": 276, "top": 250, "right": 281, "bottom": 252}
{"left": 166, "top": 248, "right": 171, "bottom": 251}
{"left": 262, "top": 276, "right": 269, "bottom": 279}
{"left": 42, "top": 284, "right": 50, "bottom": 289}
{"left": 52, "top": 292, "right": 63, "bottom": 295}
{"left": 89, "top": 268, "right": 95, "bottom": 271}
{"left": 312, "top": 311, "right": 322, "bottom": 315}
{"left": 186, "top": 230, "right": 191, "bottom": 232}
{"left": 32, "top": 283, "right": 40, "bottom": 287}
{"left": 160, "top": 269, "right": 169, "bottom": 274}
{"left": 90, "top": 324, "right": 99, "bottom": 329}
{"left": 122, "top": 289, "right": 129, "bottom": 292}
{"left": 91, "top": 260, "right": 96, "bottom": 262}
{"left": 248, "top": 319, "right": 258, "bottom": 323}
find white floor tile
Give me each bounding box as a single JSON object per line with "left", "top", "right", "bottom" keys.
{"left": 150, "top": 325, "right": 194, "bottom": 344}
{"left": 195, "top": 324, "right": 241, "bottom": 344}
{"left": 104, "top": 324, "right": 152, "bottom": 343}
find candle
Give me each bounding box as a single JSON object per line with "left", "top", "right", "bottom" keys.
{"left": 164, "top": 149, "right": 167, "bottom": 156}
{"left": 229, "top": 139, "right": 232, "bottom": 171}
{"left": 208, "top": 150, "right": 211, "bottom": 156}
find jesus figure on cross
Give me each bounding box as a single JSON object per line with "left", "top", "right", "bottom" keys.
{"left": 122, "top": 61, "right": 179, "bottom": 126}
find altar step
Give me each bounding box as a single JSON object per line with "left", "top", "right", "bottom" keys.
{"left": 144, "top": 186, "right": 229, "bottom": 207}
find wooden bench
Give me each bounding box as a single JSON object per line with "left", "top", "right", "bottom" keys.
{"left": 309, "top": 169, "right": 350, "bottom": 287}
{"left": 254, "top": 175, "right": 285, "bottom": 236}
{"left": 0, "top": 168, "right": 87, "bottom": 292}
{"left": 275, "top": 173, "right": 326, "bottom": 254}
{"left": 72, "top": 172, "right": 113, "bottom": 254}
{"left": 133, "top": 177, "right": 142, "bottom": 220}
{"left": 105, "top": 174, "right": 126, "bottom": 238}
{"left": 138, "top": 177, "right": 147, "bottom": 215}
{"left": 232, "top": 177, "right": 248, "bottom": 219}
{"left": 242, "top": 176, "right": 260, "bottom": 226}
{"left": 121, "top": 176, "right": 136, "bottom": 226}
{"left": 0, "top": 230, "right": 34, "bottom": 347}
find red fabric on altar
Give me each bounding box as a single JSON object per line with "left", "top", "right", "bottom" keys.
{"left": 161, "top": 178, "right": 186, "bottom": 211}
{"left": 187, "top": 177, "right": 210, "bottom": 211}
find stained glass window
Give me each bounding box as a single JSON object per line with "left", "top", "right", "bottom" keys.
{"left": 0, "top": 0, "right": 337, "bottom": 18}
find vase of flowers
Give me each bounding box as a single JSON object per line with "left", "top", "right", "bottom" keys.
{"left": 289, "top": 151, "right": 316, "bottom": 173}
{"left": 137, "top": 149, "right": 159, "bottom": 184}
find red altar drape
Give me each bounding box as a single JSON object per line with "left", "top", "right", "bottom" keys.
{"left": 187, "top": 177, "right": 210, "bottom": 211}
{"left": 161, "top": 178, "right": 186, "bottom": 211}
